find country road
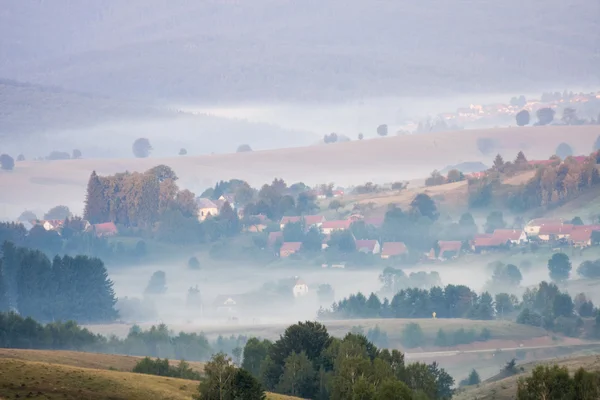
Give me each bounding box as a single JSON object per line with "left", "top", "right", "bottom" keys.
{"left": 405, "top": 342, "right": 600, "bottom": 359}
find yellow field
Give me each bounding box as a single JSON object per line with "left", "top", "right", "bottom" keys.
{"left": 0, "top": 125, "right": 597, "bottom": 217}
{"left": 454, "top": 354, "right": 600, "bottom": 400}
{"left": 0, "top": 349, "right": 297, "bottom": 400}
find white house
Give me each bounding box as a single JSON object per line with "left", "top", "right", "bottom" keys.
{"left": 293, "top": 277, "right": 309, "bottom": 297}
{"left": 355, "top": 240, "right": 381, "bottom": 254}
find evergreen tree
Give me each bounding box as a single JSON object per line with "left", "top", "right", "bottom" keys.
{"left": 493, "top": 154, "right": 505, "bottom": 171}
{"left": 84, "top": 171, "right": 109, "bottom": 223}
{"left": 515, "top": 151, "right": 528, "bottom": 165}
{"left": 0, "top": 241, "right": 19, "bottom": 309}
{"left": 0, "top": 259, "right": 8, "bottom": 312}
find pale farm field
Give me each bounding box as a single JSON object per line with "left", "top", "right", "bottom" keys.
{"left": 0, "top": 125, "right": 598, "bottom": 218}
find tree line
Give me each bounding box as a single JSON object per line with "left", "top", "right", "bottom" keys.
{"left": 0, "top": 312, "right": 245, "bottom": 362}
{"left": 241, "top": 321, "right": 454, "bottom": 399}
{"left": 0, "top": 242, "right": 117, "bottom": 323}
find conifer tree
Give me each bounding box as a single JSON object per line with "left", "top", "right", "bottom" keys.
{"left": 84, "top": 171, "right": 109, "bottom": 223}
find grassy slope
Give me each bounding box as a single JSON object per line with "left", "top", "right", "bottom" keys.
{"left": 0, "top": 350, "right": 297, "bottom": 400}
{"left": 454, "top": 354, "right": 600, "bottom": 400}
{"left": 1, "top": 125, "right": 598, "bottom": 218}
{"left": 0, "top": 348, "right": 205, "bottom": 373}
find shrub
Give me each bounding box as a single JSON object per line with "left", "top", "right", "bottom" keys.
{"left": 401, "top": 323, "right": 425, "bottom": 348}
{"left": 133, "top": 357, "right": 201, "bottom": 380}
{"left": 188, "top": 256, "right": 200, "bottom": 270}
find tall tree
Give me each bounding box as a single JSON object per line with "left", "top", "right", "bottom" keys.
{"left": 515, "top": 110, "right": 530, "bottom": 126}
{"left": 197, "top": 352, "right": 236, "bottom": 400}
{"left": 548, "top": 253, "right": 571, "bottom": 283}
{"left": 410, "top": 194, "right": 438, "bottom": 220}
{"left": 276, "top": 351, "right": 315, "bottom": 397}
{"left": 0, "top": 154, "right": 15, "bottom": 170}
{"left": 132, "top": 138, "right": 152, "bottom": 158}
{"left": 84, "top": 171, "right": 109, "bottom": 223}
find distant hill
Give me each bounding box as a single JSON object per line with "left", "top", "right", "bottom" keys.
{"left": 1, "top": 0, "right": 598, "bottom": 102}
{"left": 0, "top": 79, "right": 315, "bottom": 157}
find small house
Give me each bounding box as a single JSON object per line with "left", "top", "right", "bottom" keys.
{"left": 267, "top": 231, "right": 284, "bottom": 247}
{"left": 213, "top": 295, "right": 239, "bottom": 314}
{"left": 93, "top": 222, "right": 118, "bottom": 237}
{"left": 381, "top": 242, "right": 407, "bottom": 259}
{"left": 321, "top": 220, "right": 352, "bottom": 235}
{"left": 355, "top": 239, "right": 381, "bottom": 254}
{"left": 538, "top": 224, "right": 574, "bottom": 242}
{"left": 197, "top": 198, "right": 219, "bottom": 221}
{"left": 492, "top": 229, "right": 527, "bottom": 244}
{"left": 524, "top": 218, "right": 563, "bottom": 236}
{"left": 280, "top": 242, "right": 302, "bottom": 258}
{"left": 293, "top": 277, "right": 309, "bottom": 297}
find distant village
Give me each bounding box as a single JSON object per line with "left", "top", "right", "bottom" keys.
{"left": 435, "top": 90, "right": 600, "bottom": 127}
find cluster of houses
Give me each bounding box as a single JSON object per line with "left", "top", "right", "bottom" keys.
{"left": 438, "top": 91, "right": 600, "bottom": 125}
{"left": 259, "top": 213, "right": 600, "bottom": 262}
{"left": 19, "top": 218, "right": 119, "bottom": 238}
{"left": 264, "top": 214, "right": 408, "bottom": 261}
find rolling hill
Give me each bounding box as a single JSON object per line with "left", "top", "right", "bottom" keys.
{"left": 1, "top": 0, "right": 599, "bottom": 102}
{"left": 0, "top": 125, "right": 598, "bottom": 219}
{"left": 0, "top": 349, "right": 297, "bottom": 400}
{"left": 454, "top": 354, "right": 600, "bottom": 400}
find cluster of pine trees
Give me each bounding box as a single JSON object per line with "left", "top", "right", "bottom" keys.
{"left": 240, "top": 321, "right": 454, "bottom": 399}
{"left": 318, "top": 285, "right": 495, "bottom": 321}
{"left": 0, "top": 242, "right": 117, "bottom": 323}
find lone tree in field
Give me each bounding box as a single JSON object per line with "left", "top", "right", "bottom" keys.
{"left": 132, "top": 138, "right": 153, "bottom": 158}
{"left": 358, "top": 133, "right": 364, "bottom": 140}
{"left": 179, "top": 148, "right": 187, "bottom": 156}
{"left": 237, "top": 144, "right": 253, "bottom": 152}
{"left": 0, "top": 154, "right": 15, "bottom": 170}
{"left": 16, "top": 154, "right": 25, "bottom": 162}
{"left": 328, "top": 199, "right": 344, "bottom": 212}
{"left": 536, "top": 107, "right": 555, "bottom": 125}
{"left": 145, "top": 270, "right": 167, "bottom": 295}
{"left": 515, "top": 109, "right": 530, "bottom": 126}
{"left": 72, "top": 149, "right": 82, "bottom": 159}
{"left": 548, "top": 253, "right": 571, "bottom": 283}
{"left": 377, "top": 124, "right": 388, "bottom": 137}
{"left": 555, "top": 142, "right": 573, "bottom": 159}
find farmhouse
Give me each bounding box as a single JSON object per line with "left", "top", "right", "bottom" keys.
{"left": 293, "top": 277, "right": 309, "bottom": 297}
{"left": 380, "top": 242, "right": 407, "bottom": 259}
{"left": 92, "top": 222, "right": 118, "bottom": 237}
{"left": 39, "top": 219, "right": 64, "bottom": 231}
{"left": 524, "top": 218, "right": 563, "bottom": 236}
{"left": 213, "top": 295, "right": 239, "bottom": 314}
{"left": 267, "top": 231, "right": 283, "bottom": 247}
{"left": 570, "top": 225, "right": 600, "bottom": 247}
{"left": 355, "top": 240, "right": 381, "bottom": 254}
{"left": 321, "top": 220, "right": 352, "bottom": 235}
{"left": 492, "top": 229, "right": 527, "bottom": 244}
{"left": 538, "top": 224, "right": 574, "bottom": 242}
{"left": 279, "top": 215, "right": 325, "bottom": 230}
{"left": 280, "top": 242, "right": 302, "bottom": 257}
{"left": 196, "top": 198, "right": 219, "bottom": 221}
{"left": 434, "top": 241, "right": 462, "bottom": 260}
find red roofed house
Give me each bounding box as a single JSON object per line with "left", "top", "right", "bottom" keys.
{"left": 280, "top": 242, "right": 302, "bottom": 258}
{"left": 524, "top": 218, "right": 563, "bottom": 236}
{"left": 381, "top": 242, "right": 407, "bottom": 259}
{"left": 538, "top": 224, "right": 574, "bottom": 242}
{"left": 267, "top": 231, "right": 283, "bottom": 247}
{"left": 93, "top": 222, "right": 118, "bottom": 237}
{"left": 280, "top": 215, "right": 325, "bottom": 230}
{"left": 528, "top": 159, "right": 555, "bottom": 167}
{"left": 492, "top": 229, "right": 527, "bottom": 244}
{"left": 39, "top": 219, "right": 65, "bottom": 231}
{"left": 321, "top": 220, "right": 352, "bottom": 235}
{"left": 471, "top": 236, "right": 507, "bottom": 253}
{"left": 332, "top": 190, "right": 344, "bottom": 197}
{"left": 430, "top": 241, "right": 462, "bottom": 260}
{"left": 570, "top": 225, "right": 600, "bottom": 247}
{"left": 355, "top": 240, "right": 381, "bottom": 254}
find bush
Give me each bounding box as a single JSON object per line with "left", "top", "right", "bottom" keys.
{"left": 401, "top": 323, "right": 425, "bottom": 348}
{"left": 133, "top": 357, "right": 201, "bottom": 380}
{"left": 577, "top": 260, "right": 600, "bottom": 278}
{"left": 0, "top": 154, "right": 15, "bottom": 170}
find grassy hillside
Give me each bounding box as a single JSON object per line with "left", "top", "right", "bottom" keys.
{"left": 0, "top": 350, "right": 297, "bottom": 400}
{"left": 2, "top": 1, "right": 598, "bottom": 101}
{"left": 454, "top": 354, "right": 600, "bottom": 400}
{"left": 1, "top": 125, "right": 597, "bottom": 219}
{"left": 0, "top": 348, "right": 205, "bottom": 373}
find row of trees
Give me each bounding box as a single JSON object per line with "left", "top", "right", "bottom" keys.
{"left": 318, "top": 285, "right": 496, "bottom": 321}
{"left": 0, "top": 312, "right": 245, "bottom": 362}
{"left": 0, "top": 242, "right": 117, "bottom": 323}
{"left": 241, "top": 321, "right": 454, "bottom": 399}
